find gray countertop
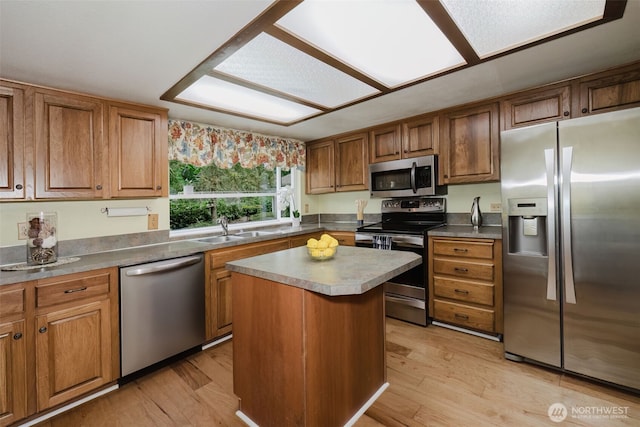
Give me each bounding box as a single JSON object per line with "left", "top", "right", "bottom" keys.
{"left": 226, "top": 245, "right": 421, "bottom": 296}
{"left": 0, "top": 224, "right": 332, "bottom": 286}
{"left": 428, "top": 224, "right": 502, "bottom": 239}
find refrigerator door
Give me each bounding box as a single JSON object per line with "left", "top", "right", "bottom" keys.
{"left": 501, "top": 122, "right": 561, "bottom": 367}
{"left": 559, "top": 108, "right": 640, "bottom": 390}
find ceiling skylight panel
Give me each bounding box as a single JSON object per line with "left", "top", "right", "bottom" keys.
{"left": 277, "top": 0, "right": 465, "bottom": 87}
{"left": 177, "top": 76, "right": 321, "bottom": 124}
{"left": 441, "top": 0, "right": 606, "bottom": 58}
{"left": 214, "top": 33, "right": 379, "bottom": 108}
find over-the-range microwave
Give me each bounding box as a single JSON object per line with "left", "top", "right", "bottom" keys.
{"left": 369, "top": 155, "right": 447, "bottom": 198}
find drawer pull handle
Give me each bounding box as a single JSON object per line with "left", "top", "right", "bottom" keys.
{"left": 453, "top": 248, "right": 468, "bottom": 253}
{"left": 64, "top": 286, "right": 88, "bottom": 294}
{"left": 454, "top": 313, "right": 469, "bottom": 320}
{"left": 454, "top": 267, "right": 469, "bottom": 273}
{"left": 454, "top": 289, "right": 469, "bottom": 295}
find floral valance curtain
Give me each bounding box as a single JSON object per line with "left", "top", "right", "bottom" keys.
{"left": 168, "top": 119, "right": 305, "bottom": 171}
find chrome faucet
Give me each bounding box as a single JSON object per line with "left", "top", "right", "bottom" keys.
{"left": 217, "top": 215, "right": 229, "bottom": 236}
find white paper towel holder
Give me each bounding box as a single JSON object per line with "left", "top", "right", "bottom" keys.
{"left": 101, "top": 206, "right": 150, "bottom": 217}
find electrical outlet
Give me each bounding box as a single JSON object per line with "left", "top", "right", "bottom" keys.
{"left": 490, "top": 203, "right": 502, "bottom": 212}
{"left": 147, "top": 214, "right": 159, "bottom": 230}
{"left": 18, "top": 222, "right": 29, "bottom": 240}
{"left": 304, "top": 203, "right": 309, "bottom": 213}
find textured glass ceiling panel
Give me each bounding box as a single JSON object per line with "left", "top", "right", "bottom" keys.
{"left": 441, "top": 0, "right": 606, "bottom": 58}
{"left": 177, "top": 76, "right": 321, "bottom": 123}
{"left": 215, "top": 33, "right": 379, "bottom": 108}
{"left": 277, "top": 0, "right": 465, "bottom": 87}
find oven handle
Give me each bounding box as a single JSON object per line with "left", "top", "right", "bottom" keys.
{"left": 392, "top": 235, "right": 424, "bottom": 249}
{"left": 385, "top": 294, "right": 425, "bottom": 309}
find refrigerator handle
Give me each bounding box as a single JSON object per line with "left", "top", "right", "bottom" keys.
{"left": 562, "top": 146, "right": 577, "bottom": 304}
{"left": 544, "top": 149, "right": 557, "bottom": 301}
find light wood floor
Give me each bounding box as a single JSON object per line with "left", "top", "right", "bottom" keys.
{"left": 37, "top": 318, "right": 639, "bottom": 426}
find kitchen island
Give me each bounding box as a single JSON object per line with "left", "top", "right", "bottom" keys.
{"left": 226, "top": 245, "right": 421, "bottom": 427}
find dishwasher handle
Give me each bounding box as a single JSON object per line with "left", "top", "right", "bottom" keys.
{"left": 125, "top": 255, "right": 202, "bottom": 277}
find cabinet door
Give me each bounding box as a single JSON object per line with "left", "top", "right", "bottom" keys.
{"left": 306, "top": 140, "right": 335, "bottom": 194}
{"left": 35, "top": 299, "right": 112, "bottom": 411}
{"left": 0, "top": 320, "right": 27, "bottom": 427}
{"left": 208, "top": 268, "right": 233, "bottom": 339}
{"left": 578, "top": 65, "right": 640, "bottom": 115}
{"left": 34, "top": 90, "right": 105, "bottom": 199}
{"left": 440, "top": 102, "right": 500, "bottom": 184}
{"left": 501, "top": 85, "right": 571, "bottom": 130}
{"left": 335, "top": 132, "right": 368, "bottom": 192}
{"left": 402, "top": 114, "right": 438, "bottom": 158}
{"left": 0, "top": 83, "right": 25, "bottom": 200}
{"left": 109, "top": 105, "right": 167, "bottom": 198}
{"left": 369, "top": 124, "right": 401, "bottom": 163}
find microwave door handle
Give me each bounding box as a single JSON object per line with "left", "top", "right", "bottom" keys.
{"left": 411, "top": 161, "right": 417, "bottom": 193}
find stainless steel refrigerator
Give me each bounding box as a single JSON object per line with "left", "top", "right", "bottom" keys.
{"left": 500, "top": 107, "right": 640, "bottom": 392}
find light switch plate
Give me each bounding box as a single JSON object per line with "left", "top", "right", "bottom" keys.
{"left": 147, "top": 214, "right": 159, "bottom": 230}
{"left": 17, "top": 222, "right": 29, "bottom": 240}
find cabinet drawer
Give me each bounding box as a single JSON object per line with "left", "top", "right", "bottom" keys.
{"left": 433, "top": 258, "right": 494, "bottom": 281}
{"left": 433, "top": 277, "right": 494, "bottom": 306}
{"left": 434, "top": 300, "right": 495, "bottom": 332}
{"left": 0, "top": 286, "right": 26, "bottom": 317}
{"left": 433, "top": 239, "right": 494, "bottom": 259}
{"left": 36, "top": 271, "right": 112, "bottom": 307}
{"left": 210, "top": 239, "right": 290, "bottom": 269}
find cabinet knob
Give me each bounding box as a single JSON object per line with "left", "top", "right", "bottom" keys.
{"left": 13, "top": 332, "right": 23, "bottom": 340}
{"left": 582, "top": 108, "right": 588, "bottom": 114}
{"left": 96, "top": 184, "right": 102, "bottom": 190}
{"left": 15, "top": 184, "right": 23, "bottom": 190}
{"left": 404, "top": 150, "right": 408, "bottom": 153}
{"left": 39, "top": 326, "right": 47, "bottom": 334}
{"left": 563, "top": 111, "right": 570, "bottom": 117}
{"left": 156, "top": 185, "right": 162, "bottom": 190}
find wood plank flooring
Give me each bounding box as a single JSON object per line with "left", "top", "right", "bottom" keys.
{"left": 37, "top": 319, "right": 639, "bottom": 426}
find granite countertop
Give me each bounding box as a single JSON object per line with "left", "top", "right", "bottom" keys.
{"left": 226, "top": 245, "right": 421, "bottom": 296}
{"left": 428, "top": 224, "right": 502, "bottom": 239}
{"left": 0, "top": 223, "right": 360, "bottom": 286}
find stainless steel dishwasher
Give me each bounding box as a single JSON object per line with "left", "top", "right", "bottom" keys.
{"left": 120, "top": 254, "right": 205, "bottom": 377}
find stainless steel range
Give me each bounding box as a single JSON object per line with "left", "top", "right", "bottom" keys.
{"left": 355, "top": 197, "right": 446, "bottom": 326}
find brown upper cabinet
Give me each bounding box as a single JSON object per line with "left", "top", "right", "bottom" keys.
{"left": 108, "top": 104, "right": 167, "bottom": 198}
{"left": 439, "top": 102, "right": 500, "bottom": 184}
{"left": 306, "top": 132, "right": 368, "bottom": 194}
{"left": 0, "top": 79, "right": 168, "bottom": 201}
{"left": 369, "top": 124, "right": 402, "bottom": 163}
{"left": 577, "top": 62, "right": 640, "bottom": 116}
{"left": 501, "top": 84, "right": 571, "bottom": 130}
{"left": 369, "top": 114, "right": 438, "bottom": 163}
{"left": 0, "top": 82, "right": 25, "bottom": 199}
{"left": 34, "top": 89, "right": 106, "bottom": 199}
{"left": 335, "top": 132, "right": 368, "bottom": 192}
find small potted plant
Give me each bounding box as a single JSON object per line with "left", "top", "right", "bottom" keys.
{"left": 278, "top": 185, "right": 300, "bottom": 227}
{"left": 181, "top": 164, "right": 200, "bottom": 194}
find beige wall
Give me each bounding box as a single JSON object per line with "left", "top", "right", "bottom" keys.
{"left": 0, "top": 198, "right": 169, "bottom": 248}
{"left": 1, "top": 176, "right": 501, "bottom": 248}
{"left": 300, "top": 170, "right": 501, "bottom": 216}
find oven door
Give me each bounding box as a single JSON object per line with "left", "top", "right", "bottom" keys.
{"left": 355, "top": 233, "right": 428, "bottom": 326}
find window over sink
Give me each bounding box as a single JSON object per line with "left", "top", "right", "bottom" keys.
{"left": 169, "top": 160, "right": 297, "bottom": 235}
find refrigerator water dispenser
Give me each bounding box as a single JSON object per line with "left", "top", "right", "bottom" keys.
{"left": 507, "top": 198, "right": 548, "bottom": 256}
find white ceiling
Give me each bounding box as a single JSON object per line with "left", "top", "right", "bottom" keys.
{"left": 1, "top": 0, "right": 639, "bottom": 142}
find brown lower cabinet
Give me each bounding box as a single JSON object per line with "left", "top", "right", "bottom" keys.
{"left": 206, "top": 231, "right": 355, "bottom": 341}
{"left": 0, "top": 267, "right": 119, "bottom": 426}
{"left": 428, "top": 237, "right": 503, "bottom": 336}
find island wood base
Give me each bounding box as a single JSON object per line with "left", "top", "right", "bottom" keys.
{"left": 232, "top": 272, "right": 386, "bottom": 427}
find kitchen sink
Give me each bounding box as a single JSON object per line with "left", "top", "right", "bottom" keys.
{"left": 233, "top": 230, "right": 276, "bottom": 238}
{"left": 197, "top": 235, "right": 245, "bottom": 244}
